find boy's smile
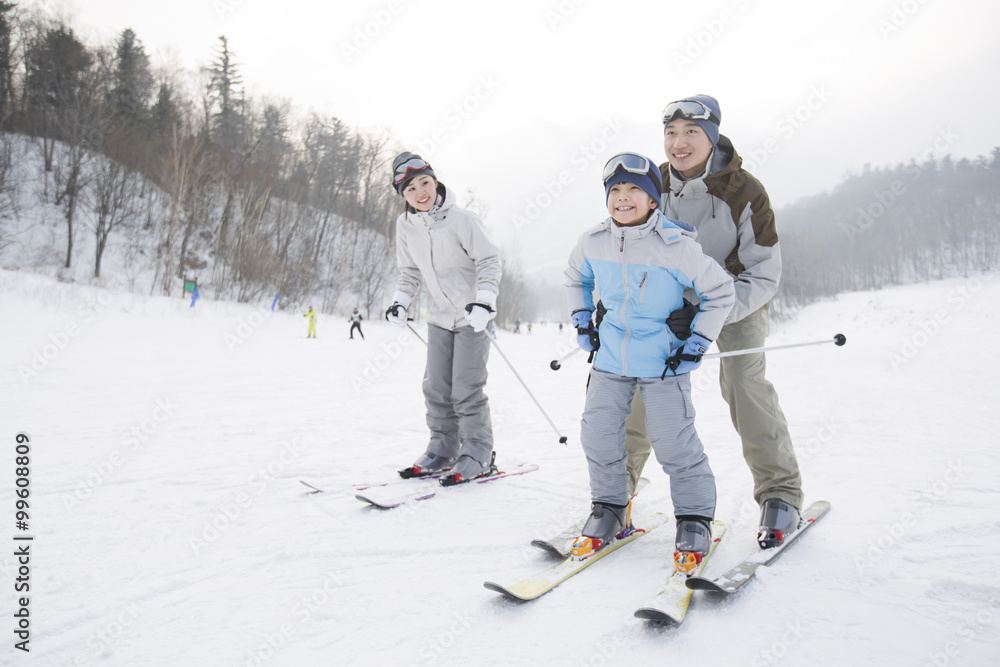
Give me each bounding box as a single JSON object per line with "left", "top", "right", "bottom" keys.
{"left": 607, "top": 182, "right": 656, "bottom": 227}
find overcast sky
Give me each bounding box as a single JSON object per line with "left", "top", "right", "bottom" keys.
{"left": 48, "top": 0, "right": 1000, "bottom": 280}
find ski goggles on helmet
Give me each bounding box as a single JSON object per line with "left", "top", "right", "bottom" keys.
{"left": 602, "top": 153, "right": 656, "bottom": 185}
{"left": 662, "top": 99, "right": 720, "bottom": 125}
{"left": 392, "top": 156, "right": 431, "bottom": 186}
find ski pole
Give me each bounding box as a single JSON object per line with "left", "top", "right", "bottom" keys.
{"left": 702, "top": 333, "right": 846, "bottom": 360}
{"left": 549, "top": 346, "right": 582, "bottom": 371}
{"left": 405, "top": 322, "right": 427, "bottom": 346}
{"left": 489, "top": 335, "right": 569, "bottom": 445}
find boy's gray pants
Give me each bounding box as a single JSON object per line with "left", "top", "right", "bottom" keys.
{"left": 582, "top": 368, "right": 715, "bottom": 518}
{"left": 423, "top": 324, "right": 494, "bottom": 464}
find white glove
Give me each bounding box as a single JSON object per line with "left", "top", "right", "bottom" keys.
{"left": 464, "top": 291, "right": 497, "bottom": 332}
{"left": 464, "top": 305, "right": 491, "bottom": 332}
{"left": 385, "top": 303, "right": 407, "bottom": 327}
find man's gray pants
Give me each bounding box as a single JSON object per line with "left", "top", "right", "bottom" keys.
{"left": 582, "top": 368, "right": 715, "bottom": 518}
{"left": 423, "top": 324, "right": 494, "bottom": 464}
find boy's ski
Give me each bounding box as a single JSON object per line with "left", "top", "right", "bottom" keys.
{"left": 530, "top": 478, "right": 651, "bottom": 559}
{"left": 685, "top": 500, "right": 830, "bottom": 595}
{"left": 634, "top": 520, "right": 726, "bottom": 625}
{"left": 484, "top": 513, "right": 670, "bottom": 602}
{"left": 355, "top": 462, "right": 538, "bottom": 509}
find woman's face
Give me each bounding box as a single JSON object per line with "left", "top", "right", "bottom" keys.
{"left": 402, "top": 174, "right": 437, "bottom": 212}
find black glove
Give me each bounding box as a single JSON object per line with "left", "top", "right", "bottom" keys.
{"left": 594, "top": 300, "right": 608, "bottom": 329}
{"left": 666, "top": 299, "right": 699, "bottom": 341}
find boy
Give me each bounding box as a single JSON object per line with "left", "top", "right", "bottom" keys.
{"left": 564, "top": 153, "right": 734, "bottom": 572}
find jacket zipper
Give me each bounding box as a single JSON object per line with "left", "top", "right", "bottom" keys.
{"left": 619, "top": 229, "right": 629, "bottom": 376}
{"left": 639, "top": 272, "right": 647, "bottom": 305}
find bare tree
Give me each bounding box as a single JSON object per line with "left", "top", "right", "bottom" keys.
{"left": 89, "top": 152, "right": 139, "bottom": 277}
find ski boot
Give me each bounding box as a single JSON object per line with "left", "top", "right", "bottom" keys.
{"left": 439, "top": 452, "right": 497, "bottom": 487}
{"left": 570, "top": 500, "right": 633, "bottom": 559}
{"left": 757, "top": 498, "right": 801, "bottom": 549}
{"left": 674, "top": 517, "right": 712, "bottom": 575}
{"left": 398, "top": 452, "right": 455, "bottom": 479}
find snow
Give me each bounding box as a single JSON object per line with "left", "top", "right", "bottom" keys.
{"left": 3, "top": 269, "right": 1000, "bottom": 666}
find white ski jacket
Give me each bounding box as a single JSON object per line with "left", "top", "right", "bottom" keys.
{"left": 392, "top": 185, "right": 501, "bottom": 331}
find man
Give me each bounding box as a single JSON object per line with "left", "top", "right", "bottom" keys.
{"left": 623, "top": 95, "right": 803, "bottom": 549}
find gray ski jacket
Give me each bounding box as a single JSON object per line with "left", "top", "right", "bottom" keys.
{"left": 660, "top": 136, "right": 781, "bottom": 324}
{"left": 392, "top": 184, "right": 501, "bottom": 331}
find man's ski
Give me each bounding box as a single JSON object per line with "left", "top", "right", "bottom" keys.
{"left": 530, "top": 478, "right": 651, "bottom": 558}
{"left": 484, "top": 513, "right": 670, "bottom": 601}
{"left": 355, "top": 462, "right": 538, "bottom": 509}
{"left": 634, "top": 520, "right": 726, "bottom": 624}
{"left": 685, "top": 500, "right": 830, "bottom": 595}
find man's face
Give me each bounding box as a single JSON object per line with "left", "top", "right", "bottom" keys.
{"left": 664, "top": 119, "right": 713, "bottom": 178}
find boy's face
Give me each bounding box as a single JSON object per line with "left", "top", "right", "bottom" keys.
{"left": 664, "top": 119, "right": 713, "bottom": 178}
{"left": 607, "top": 182, "right": 657, "bottom": 227}
{"left": 402, "top": 175, "right": 437, "bottom": 212}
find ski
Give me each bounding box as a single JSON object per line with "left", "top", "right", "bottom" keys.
{"left": 685, "top": 500, "right": 830, "bottom": 595}
{"left": 355, "top": 462, "right": 538, "bottom": 509}
{"left": 530, "top": 478, "right": 651, "bottom": 558}
{"left": 634, "top": 520, "right": 726, "bottom": 624}
{"left": 301, "top": 469, "right": 454, "bottom": 495}
{"left": 484, "top": 512, "right": 670, "bottom": 601}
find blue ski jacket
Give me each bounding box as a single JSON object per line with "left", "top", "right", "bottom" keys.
{"left": 564, "top": 210, "right": 735, "bottom": 378}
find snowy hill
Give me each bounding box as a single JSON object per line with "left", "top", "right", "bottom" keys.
{"left": 0, "top": 132, "right": 390, "bottom": 315}
{"left": 2, "top": 268, "right": 999, "bottom": 666}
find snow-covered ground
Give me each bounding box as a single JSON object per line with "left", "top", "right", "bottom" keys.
{"left": 2, "top": 269, "right": 999, "bottom": 666}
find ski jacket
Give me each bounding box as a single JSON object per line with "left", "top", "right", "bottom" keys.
{"left": 350, "top": 313, "right": 362, "bottom": 323}
{"left": 660, "top": 136, "right": 780, "bottom": 323}
{"left": 565, "top": 209, "right": 734, "bottom": 378}
{"left": 303, "top": 310, "right": 317, "bottom": 324}
{"left": 392, "top": 184, "right": 502, "bottom": 331}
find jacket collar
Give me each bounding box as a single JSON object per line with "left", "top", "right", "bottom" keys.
{"left": 405, "top": 182, "right": 453, "bottom": 225}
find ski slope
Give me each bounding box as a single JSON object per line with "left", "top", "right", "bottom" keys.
{"left": 2, "top": 269, "right": 999, "bottom": 666}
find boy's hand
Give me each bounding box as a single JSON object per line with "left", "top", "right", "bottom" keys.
{"left": 571, "top": 309, "right": 599, "bottom": 352}
{"left": 666, "top": 299, "right": 699, "bottom": 340}
{"left": 664, "top": 333, "right": 711, "bottom": 376}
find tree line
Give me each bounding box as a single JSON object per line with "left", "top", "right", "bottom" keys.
{"left": 771, "top": 149, "right": 1000, "bottom": 318}
{"left": 0, "top": 5, "right": 405, "bottom": 316}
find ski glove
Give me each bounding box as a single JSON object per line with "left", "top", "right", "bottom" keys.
{"left": 464, "top": 290, "right": 497, "bottom": 332}
{"left": 663, "top": 332, "right": 711, "bottom": 378}
{"left": 464, "top": 305, "right": 493, "bottom": 332}
{"left": 571, "top": 309, "right": 599, "bottom": 353}
{"left": 385, "top": 303, "right": 408, "bottom": 327}
{"left": 666, "top": 299, "right": 699, "bottom": 341}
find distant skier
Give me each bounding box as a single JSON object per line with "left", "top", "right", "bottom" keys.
{"left": 564, "top": 152, "right": 734, "bottom": 572}
{"left": 349, "top": 308, "right": 364, "bottom": 340}
{"left": 624, "top": 95, "right": 805, "bottom": 549}
{"left": 385, "top": 152, "right": 502, "bottom": 486}
{"left": 303, "top": 306, "right": 317, "bottom": 338}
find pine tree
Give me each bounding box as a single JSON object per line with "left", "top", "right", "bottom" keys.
{"left": 205, "top": 35, "right": 243, "bottom": 152}
{"left": 0, "top": 2, "right": 15, "bottom": 125}
{"left": 112, "top": 28, "right": 153, "bottom": 128}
